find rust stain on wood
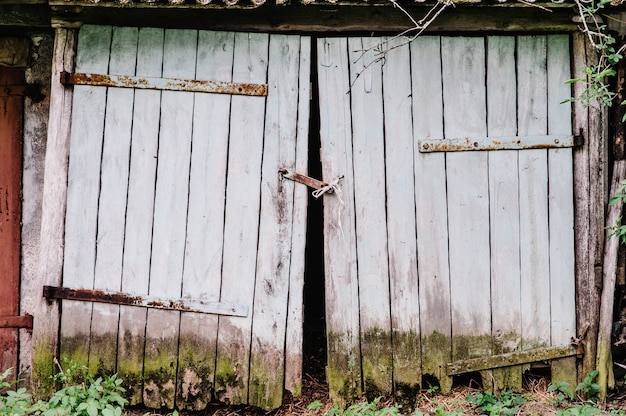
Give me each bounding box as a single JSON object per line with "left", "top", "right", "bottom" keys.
{"left": 60, "top": 71, "right": 268, "bottom": 96}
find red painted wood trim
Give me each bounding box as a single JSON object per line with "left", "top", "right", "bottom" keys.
{"left": 0, "top": 66, "right": 24, "bottom": 373}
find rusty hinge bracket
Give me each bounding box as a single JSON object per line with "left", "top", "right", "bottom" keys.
{"left": 279, "top": 168, "right": 329, "bottom": 192}
{"left": 43, "top": 286, "right": 248, "bottom": 317}
{"left": 420, "top": 134, "right": 583, "bottom": 153}
{"left": 447, "top": 345, "right": 578, "bottom": 375}
{"left": 59, "top": 71, "right": 267, "bottom": 97}
{"left": 0, "top": 315, "right": 33, "bottom": 331}
{"left": 0, "top": 83, "right": 44, "bottom": 101}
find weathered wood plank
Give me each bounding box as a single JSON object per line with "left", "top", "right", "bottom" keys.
{"left": 486, "top": 35, "right": 523, "bottom": 392}
{"left": 61, "top": 24, "right": 112, "bottom": 370}
{"left": 382, "top": 36, "right": 421, "bottom": 402}
{"left": 441, "top": 37, "right": 491, "bottom": 365}
{"left": 411, "top": 35, "right": 452, "bottom": 394}
{"left": 143, "top": 28, "right": 197, "bottom": 409}
{"left": 117, "top": 26, "right": 163, "bottom": 406}
{"left": 318, "top": 37, "right": 362, "bottom": 405}
{"left": 32, "top": 27, "right": 76, "bottom": 398}
{"left": 90, "top": 26, "right": 138, "bottom": 378}
{"left": 284, "top": 35, "right": 311, "bottom": 399}
{"left": 176, "top": 29, "right": 234, "bottom": 411}
{"left": 214, "top": 32, "right": 269, "bottom": 405}
{"left": 546, "top": 34, "right": 577, "bottom": 389}
{"left": 572, "top": 32, "right": 604, "bottom": 380}
{"left": 517, "top": 35, "right": 550, "bottom": 350}
{"left": 348, "top": 36, "right": 393, "bottom": 400}
{"left": 248, "top": 34, "right": 303, "bottom": 410}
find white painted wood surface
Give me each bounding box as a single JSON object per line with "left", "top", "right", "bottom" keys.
{"left": 486, "top": 36, "right": 523, "bottom": 390}
{"left": 441, "top": 37, "right": 491, "bottom": 361}
{"left": 176, "top": 30, "right": 234, "bottom": 411}
{"left": 90, "top": 26, "right": 138, "bottom": 377}
{"left": 318, "top": 37, "right": 362, "bottom": 404}
{"left": 517, "top": 35, "right": 551, "bottom": 350}
{"left": 411, "top": 36, "right": 453, "bottom": 394}
{"left": 214, "top": 32, "right": 269, "bottom": 406}
{"left": 62, "top": 26, "right": 308, "bottom": 410}
{"left": 382, "top": 35, "right": 421, "bottom": 398}
{"left": 348, "top": 36, "right": 393, "bottom": 397}
{"left": 118, "top": 27, "right": 163, "bottom": 405}
{"left": 61, "top": 24, "right": 112, "bottom": 368}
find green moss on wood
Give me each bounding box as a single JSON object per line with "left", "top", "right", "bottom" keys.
{"left": 214, "top": 355, "right": 245, "bottom": 405}
{"left": 31, "top": 343, "right": 57, "bottom": 401}
{"left": 361, "top": 328, "right": 393, "bottom": 400}
{"left": 88, "top": 332, "right": 118, "bottom": 377}
{"left": 248, "top": 350, "right": 284, "bottom": 410}
{"left": 142, "top": 336, "right": 178, "bottom": 409}
{"left": 117, "top": 329, "right": 147, "bottom": 406}
{"left": 421, "top": 332, "right": 453, "bottom": 394}
{"left": 327, "top": 331, "right": 361, "bottom": 407}
{"left": 176, "top": 334, "right": 216, "bottom": 411}
{"left": 60, "top": 334, "right": 90, "bottom": 376}
{"left": 392, "top": 330, "right": 421, "bottom": 406}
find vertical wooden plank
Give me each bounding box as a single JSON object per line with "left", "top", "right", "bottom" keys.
{"left": 0, "top": 67, "right": 23, "bottom": 375}
{"left": 572, "top": 32, "right": 603, "bottom": 380}
{"left": 176, "top": 30, "right": 234, "bottom": 411}
{"left": 317, "top": 37, "right": 362, "bottom": 405}
{"left": 90, "top": 26, "right": 138, "bottom": 377}
{"left": 442, "top": 37, "right": 491, "bottom": 366}
{"left": 32, "top": 28, "right": 77, "bottom": 398}
{"left": 61, "top": 24, "right": 112, "bottom": 369}
{"left": 348, "top": 36, "right": 393, "bottom": 399}
{"left": 382, "top": 36, "right": 421, "bottom": 402}
{"left": 214, "top": 32, "right": 269, "bottom": 406}
{"left": 284, "top": 35, "right": 311, "bottom": 399}
{"left": 118, "top": 27, "right": 163, "bottom": 406}
{"left": 143, "top": 28, "right": 197, "bottom": 409}
{"left": 411, "top": 36, "right": 452, "bottom": 394}
{"left": 547, "top": 34, "right": 577, "bottom": 387}
{"left": 486, "top": 36, "right": 523, "bottom": 392}
{"left": 249, "top": 34, "right": 304, "bottom": 410}
{"left": 517, "top": 35, "right": 551, "bottom": 351}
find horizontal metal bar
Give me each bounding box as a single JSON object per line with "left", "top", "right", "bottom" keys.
{"left": 447, "top": 345, "right": 578, "bottom": 375}
{"left": 419, "top": 134, "right": 580, "bottom": 153}
{"left": 59, "top": 71, "right": 267, "bottom": 97}
{"left": 43, "top": 286, "right": 248, "bottom": 317}
{"left": 0, "top": 315, "right": 33, "bottom": 329}
{"left": 279, "top": 168, "right": 328, "bottom": 191}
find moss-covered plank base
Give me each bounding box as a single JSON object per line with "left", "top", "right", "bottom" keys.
{"left": 176, "top": 326, "right": 217, "bottom": 411}
{"left": 392, "top": 330, "right": 421, "bottom": 406}
{"left": 142, "top": 334, "right": 178, "bottom": 409}
{"left": 361, "top": 328, "right": 393, "bottom": 401}
{"left": 327, "top": 331, "right": 362, "bottom": 407}
{"left": 248, "top": 349, "right": 284, "bottom": 410}
{"left": 421, "top": 332, "right": 453, "bottom": 394}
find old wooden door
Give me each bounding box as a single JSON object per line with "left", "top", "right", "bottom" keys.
{"left": 58, "top": 25, "right": 309, "bottom": 410}
{"left": 0, "top": 66, "right": 23, "bottom": 375}
{"left": 318, "top": 35, "right": 576, "bottom": 401}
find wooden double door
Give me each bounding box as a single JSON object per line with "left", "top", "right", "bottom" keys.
{"left": 58, "top": 26, "right": 576, "bottom": 410}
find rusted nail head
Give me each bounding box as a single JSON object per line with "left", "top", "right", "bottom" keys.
{"left": 473, "top": 142, "right": 479, "bottom": 147}
{"left": 423, "top": 143, "right": 429, "bottom": 150}
{"left": 554, "top": 138, "right": 560, "bottom": 144}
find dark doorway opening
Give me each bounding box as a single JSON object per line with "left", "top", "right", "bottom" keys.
{"left": 302, "top": 40, "right": 328, "bottom": 389}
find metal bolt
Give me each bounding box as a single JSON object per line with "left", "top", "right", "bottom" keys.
{"left": 555, "top": 138, "right": 560, "bottom": 144}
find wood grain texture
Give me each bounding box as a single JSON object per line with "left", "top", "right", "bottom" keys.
{"left": 248, "top": 34, "right": 303, "bottom": 410}
{"left": 61, "top": 24, "right": 112, "bottom": 370}
{"left": 32, "top": 28, "right": 76, "bottom": 398}
{"left": 176, "top": 30, "right": 234, "bottom": 411}
{"left": 517, "top": 35, "right": 551, "bottom": 350}
{"left": 117, "top": 27, "right": 164, "bottom": 406}
{"left": 382, "top": 36, "right": 421, "bottom": 401}
{"left": 546, "top": 34, "right": 577, "bottom": 388}
{"left": 317, "top": 37, "right": 362, "bottom": 405}
{"left": 284, "top": 35, "right": 311, "bottom": 399}
{"left": 486, "top": 35, "right": 523, "bottom": 392}
{"left": 348, "top": 36, "right": 393, "bottom": 399}
{"left": 214, "top": 32, "right": 269, "bottom": 406}
{"left": 90, "top": 26, "right": 138, "bottom": 378}
{"left": 411, "top": 36, "right": 452, "bottom": 394}
{"left": 441, "top": 36, "right": 491, "bottom": 362}
{"left": 143, "top": 28, "right": 197, "bottom": 409}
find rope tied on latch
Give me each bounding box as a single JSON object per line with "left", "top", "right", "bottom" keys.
{"left": 312, "top": 175, "right": 344, "bottom": 199}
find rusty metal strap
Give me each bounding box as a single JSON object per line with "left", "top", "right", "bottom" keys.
{"left": 0, "top": 315, "right": 33, "bottom": 329}
{"left": 280, "top": 168, "right": 328, "bottom": 191}
{"left": 60, "top": 71, "right": 267, "bottom": 97}
{"left": 419, "top": 134, "right": 583, "bottom": 153}
{"left": 447, "top": 345, "right": 578, "bottom": 375}
{"left": 43, "top": 286, "right": 248, "bottom": 317}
